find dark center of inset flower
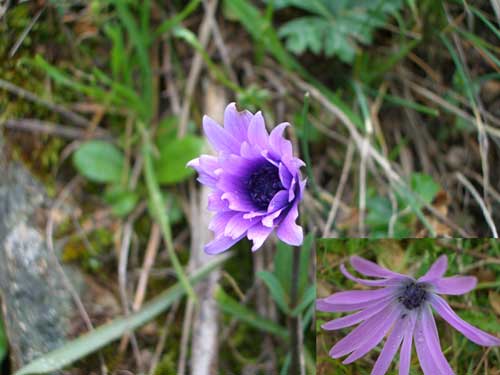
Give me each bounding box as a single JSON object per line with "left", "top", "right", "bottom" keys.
{"left": 399, "top": 282, "right": 428, "bottom": 310}
{"left": 246, "top": 163, "right": 284, "bottom": 210}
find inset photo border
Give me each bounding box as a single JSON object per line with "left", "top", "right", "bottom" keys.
{"left": 316, "top": 238, "right": 500, "bottom": 375}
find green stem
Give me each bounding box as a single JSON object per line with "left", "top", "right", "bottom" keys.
{"left": 139, "top": 123, "right": 197, "bottom": 303}
{"left": 300, "top": 92, "right": 319, "bottom": 198}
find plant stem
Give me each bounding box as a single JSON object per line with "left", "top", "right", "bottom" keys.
{"left": 289, "top": 246, "right": 304, "bottom": 375}
{"left": 139, "top": 123, "right": 198, "bottom": 303}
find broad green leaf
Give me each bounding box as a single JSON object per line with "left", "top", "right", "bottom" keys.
{"left": 14, "top": 255, "right": 230, "bottom": 375}
{"left": 410, "top": 173, "right": 440, "bottom": 205}
{"left": 73, "top": 141, "right": 125, "bottom": 184}
{"left": 257, "top": 271, "right": 290, "bottom": 314}
{"left": 154, "top": 135, "right": 203, "bottom": 185}
{"left": 104, "top": 185, "right": 138, "bottom": 217}
{"left": 215, "top": 287, "right": 289, "bottom": 339}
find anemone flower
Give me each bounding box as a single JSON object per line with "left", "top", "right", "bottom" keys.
{"left": 187, "top": 103, "right": 306, "bottom": 254}
{"left": 317, "top": 255, "right": 500, "bottom": 375}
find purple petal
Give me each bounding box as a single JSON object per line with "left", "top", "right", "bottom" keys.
{"left": 247, "top": 112, "right": 269, "bottom": 148}
{"left": 342, "top": 307, "right": 401, "bottom": 364}
{"left": 278, "top": 163, "right": 292, "bottom": 189}
{"left": 204, "top": 233, "right": 245, "bottom": 254}
{"left": 276, "top": 201, "right": 303, "bottom": 246}
{"left": 330, "top": 303, "right": 397, "bottom": 358}
{"left": 247, "top": 223, "right": 273, "bottom": 251}
{"left": 317, "top": 293, "right": 394, "bottom": 313}
{"left": 371, "top": 314, "right": 408, "bottom": 375}
{"left": 420, "top": 306, "right": 454, "bottom": 375}
{"left": 321, "top": 298, "right": 389, "bottom": 331}
{"left": 431, "top": 295, "right": 500, "bottom": 346}
{"left": 224, "top": 212, "right": 258, "bottom": 239}
{"left": 269, "top": 122, "right": 293, "bottom": 159}
{"left": 207, "top": 190, "right": 229, "bottom": 211}
{"left": 187, "top": 156, "right": 219, "bottom": 187}
{"left": 419, "top": 255, "right": 448, "bottom": 282}
{"left": 398, "top": 313, "right": 417, "bottom": 375}
{"left": 218, "top": 154, "right": 262, "bottom": 177}
{"left": 223, "top": 102, "right": 253, "bottom": 142}
{"left": 262, "top": 209, "right": 284, "bottom": 228}
{"left": 209, "top": 211, "right": 236, "bottom": 234}
{"left": 340, "top": 264, "right": 410, "bottom": 287}
{"left": 323, "top": 287, "right": 397, "bottom": 305}
{"left": 240, "top": 141, "right": 262, "bottom": 159}
{"left": 351, "top": 256, "right": 405, "bottom": 278}
{"left": 432, "top": 276, "right": 477, "bottom": 295}
{"left": 267, "top": 190, "right": 289, "bottom": 213}
{"left": 203, "top": 115, "right": 240, "bottom": 154}
{"left": 221, "top": 191, "right": 255, "bottom": 212}
{"left": 414, "top": 313, "right": 441, "bottom": 375}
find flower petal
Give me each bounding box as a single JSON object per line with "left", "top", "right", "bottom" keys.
{"left": 207, "top": 190, "right": 229, "bottom": 211}
{"left": 204, "top": 233, "right": 245, "bottom": 254}
{"left": 431, "top": 294, "right": 500, "bottom": 346}
{"left": 262, "top": 209, "right": 284, "bottom": 228}
{"left": 269, "top": 122, "right": 293, "bottom": 159}
{"left": 330, "top": 303, "right": 397, "bottom": 359}
{"left": 323, "top": 287, "right": 396, "bottom": 305}
{"left": 321, "top": 298, "right": 390, "bottom": 331}
{"left": 371, "top": 314, "right": 408, "bottom": 375}
{"left": 203, "top": 115, "right": 240, "bottom": 154}
{"left": 224, "top": 212, "right": 259, "bottom": 239}
{"left": 414, "top": 313, "right": 441, "bottom": 375}
{"left": 340, "top": 264, "right": 410, "bottom": 287}
{"left": 350, "top": 256, "right": 405, "bottom": 278}
{"left": 398, "top": 313, "right": 417, "bottom": 375}
{"left": 276, "top": 201, "right": 303, "bottom": 246}
{"left": 342, "top": 307, "right": 401, "bottom": 364}
{"left": 247, "top": 223, "right": 273, "bottom": 251}
{"left": 247, "top": 112, "right": 269, "bottom": 148}
{"left": 209, "top": 211, "right": 236, "bottom": 235}
{"left": 223, "top": 102, "right": 253, "bottom": 142}
{"left": 419, "top": 255, "right": 448, "bottom": 282}
{"left": 420, "top": 306, "right": 454, "bottom": 375}
{"left": 267, "top": 190, "right": 289, "bottom": 213}
{"left": 432, "top": 276, "right": 477, "bottom": 295}
{"left": 278, "top": 162, "right": 293, "bottom": 189}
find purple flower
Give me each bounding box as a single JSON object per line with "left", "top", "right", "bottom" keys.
{"left": 317, "top": 255, "right": 500, "bottom": 375}
{"left": 187, "top": 103, "right": 306, "bottom": 254}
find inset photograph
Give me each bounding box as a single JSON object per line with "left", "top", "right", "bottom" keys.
{"left": 316, "top": 238, "right": 500, "bottom": 375}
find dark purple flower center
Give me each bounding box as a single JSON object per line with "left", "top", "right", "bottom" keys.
{"left": 246, "top": 163, "right": 283, "bottom": 210}
{"left": 399, "top": 282, "right": 427, "bottom": 310}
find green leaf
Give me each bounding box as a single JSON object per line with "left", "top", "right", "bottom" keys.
{"left": 291, "top": 284, "right": 315, "bottom": 316}
{"left": 154, "top": 135, "right": 204, "bottom": 185}
{"left": 73, "top": 141, "right": 125, "bottom": 184}
{"left": 410, "top": 173, "right": 440, "bottom": 205}
{"left": 13, "top": 255, "right": 230, "bottom": 375}
{"left": 257, "top": 271, "right": 290, "bottom": 314}
{"left": 104, "top": 185, "right": 139, "bottom": 217}
{"left": 215, "top": 287, "right": 289, "bottom": 339}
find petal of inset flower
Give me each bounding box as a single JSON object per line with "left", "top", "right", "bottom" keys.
{"left": 321, "top": 298, "right": 389, "bottom": 331}
{"left": 276, "top": 202, "right": 303, "bottom": 246}
{"left": 204, "top": 233, "right": 245, "bottom": 254}
{"left": 398, "top": 313, "right": 417, "bottom": 375}
{"left": 223, "top": 102, "right": 253, "bottom": 142}
{"left": 323, "top": 288, "right": 397, "bottom": 305}
{"left": 350, "top": 256, "right": 405, "bottom": 278}
{"left": 342, "top": 307, "right": 401, "bottom": 364}
{"left": 431, "top": 295, "right": 500, "bottom": 346}
{"left": 248, "top": 112, "right": 269, "bottom": 149}
{"left": 420, "top": 306, "right": 454, "bottom": 375}
{"left": 247, "top": 223, "right": 273, "bottom": 251}
{"left": 414, "top": 314, "right": 441, "bottom": 375}
{"left": 269, "top": 122, "right": 293, "bottom": 159}
{"left": 340, "top": 264, "right": 410, "bottom": 287}
{"left": 371, "top": 314, "right": 407, "bottom": 375}
{"left": 330, "top": 303, "right": 397, "bottom": 358}
{"left": 419, "top": 255, "right": 448, "bottom": 282}
{"left": 224, "top": 212, "right": 259, "bottom": 239}
{"left": 432, "top": 276, "right": 477, "bottom": 295}
{"left": 203, "top": 115, "right": 240, "bottom": 154}
{"left": 317, "top": 294, "right": 393, "bottom": 313}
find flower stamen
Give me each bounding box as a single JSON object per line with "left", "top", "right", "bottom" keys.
{"left": 399, "top": 282, "right": 427, "bottom": 310}
{"left": 246, "top": 163, "right": 283, "bottom": 210}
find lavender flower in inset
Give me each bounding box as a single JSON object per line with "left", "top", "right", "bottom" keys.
{"left": 188, "top": 103, "right": 306, "bottom": 254}
{"left": 317, "top": 255, "right": 500, "bottom": 375}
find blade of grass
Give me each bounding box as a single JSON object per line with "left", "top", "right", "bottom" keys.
{"left": 154, "top": 0, "right": 201, "bottom": 38}
{"left": 13, "top": 255, "right": 229, "bottom": 375}
{"left": 139, "top": 122, "right": 198, "bottom": 303}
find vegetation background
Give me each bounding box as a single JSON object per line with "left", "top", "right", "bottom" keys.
{"left": 316, "top": 238, "right": 500, "bottom": 375}
{"left": 0, "top": 0, "right": 499, "bottom": 373}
